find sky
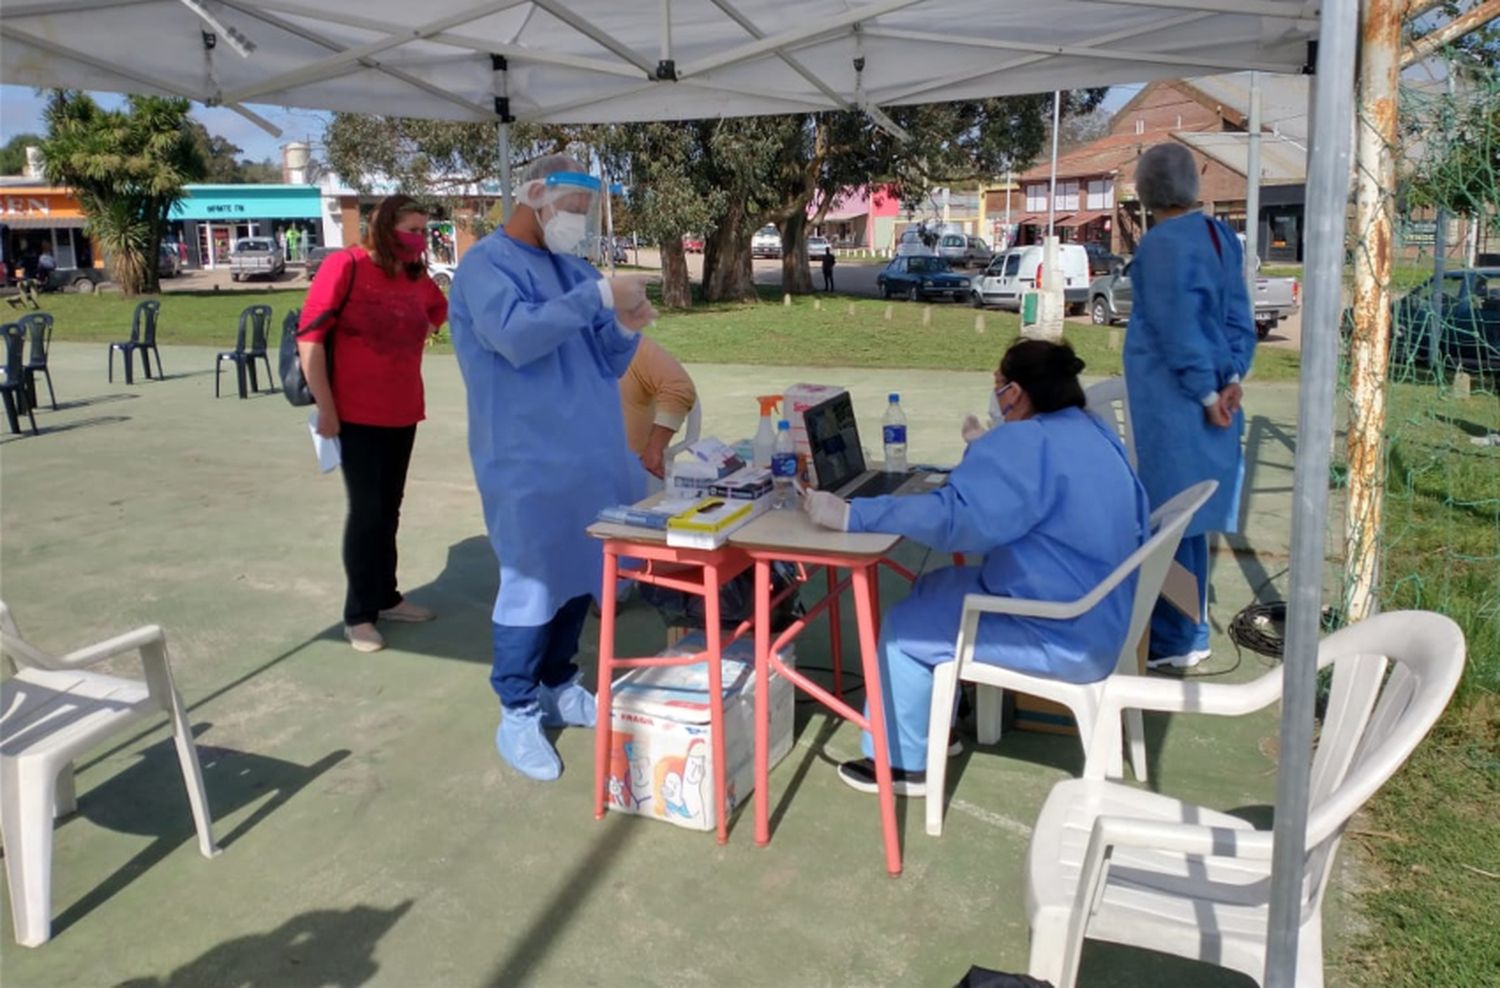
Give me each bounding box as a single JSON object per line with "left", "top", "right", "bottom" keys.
{"left": 1, "top": 85, "right": 329, "bottom": 163}
{"left": 4, "top": 83, "right": 1146, "bottom": 170}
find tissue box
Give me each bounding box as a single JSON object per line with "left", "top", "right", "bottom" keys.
{"left": 665, "top": 496, "right": 764, "bottom": 549}
{"left": 604, "top": 635, "right": 795, "bottom": 831}
{"left": 709, "top": 467, "right": 774, "bottom": 502}
{"left": 668, "top": 438, "right": 746, "bottom": 495}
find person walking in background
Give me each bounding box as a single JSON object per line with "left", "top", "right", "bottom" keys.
{"left": 621, "top": 335, "right": 697, "bottom": 480}
{"left": 450, "top": 154, "right": 656, "bottom": 783}
{"left": 821, "top": 245, "right": 837, "bottom": 291}
{"left": 297, "top": 194, "right": 449, "bottom": 654}
{"left": 1123, "top": 143, "right": 1257, "bottom": 670}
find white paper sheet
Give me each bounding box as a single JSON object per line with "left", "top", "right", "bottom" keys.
{"left": 307, "top": 411, "right": 341, "bottom": 473}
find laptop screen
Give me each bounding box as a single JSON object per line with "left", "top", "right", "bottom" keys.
{"left": 803, "top": 392, "right": 867, "bottom": 492}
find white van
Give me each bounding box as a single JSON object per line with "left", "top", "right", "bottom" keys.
{"left": 970, "top": 243, "right": 1091, "bottom": 313}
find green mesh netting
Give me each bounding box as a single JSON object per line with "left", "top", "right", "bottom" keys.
{"left": 1341, "top": 63, "right": 1500, "bottom": 702}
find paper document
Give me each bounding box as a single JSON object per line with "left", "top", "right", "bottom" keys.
{"left": 307, "top": 411, "right": 341, "bottom": 473}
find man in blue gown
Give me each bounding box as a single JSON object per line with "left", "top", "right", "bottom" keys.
{"left": 1123, "top": 143, "right": 1257, "bottom": 669}
{"left": 450, "top": 155, "right": 656, "bottom": 781}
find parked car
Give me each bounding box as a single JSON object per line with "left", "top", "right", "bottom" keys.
{"left": 936, "top": 233, "right": 969, "bottom": 266}
{"left": 158, "top": 242, "right": 182, "bottom": 278}
{"left": 229, "top": 238, "right": 286, "bottom": 282}
{"left": 1089, "top": 266, "right": 1301, "bottom": 339}
{"left": 965, "top": 236, "right": 994, "bottom": 269}
{"left": 752, "top": 225, "right": 782, "bottom": 259}
{"left": 971, "top": 244, "right": 1091, "bottom": 313}
{"left": 1380, "top": 267, "right": 1500, "bottom": 375}
{"left": 895, "top": 227, "right": 935, "bottom": 257}
{"left": 306, "top": 245, "right": 336, "bottom": 281}
{"left": 1082, "top": 241, "right": 1125, "bottom": 276}
{"left": 682, "top": 234, "right": 705, "bottom": 253}
{"left": 427, "top": 261, "right": 456, "bottom": 291}
{"left": 806, "top": 235, "right": 831, "bottom": 256}
{"left": 876, "top": 254, "right": 971, "bottom": 302}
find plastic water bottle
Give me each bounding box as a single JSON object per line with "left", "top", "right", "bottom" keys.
{"left": 882, "top": 393, "right": 908, "bottom": 472}
{"left": 771, "top": 420, "right": 797, "bottom": 509}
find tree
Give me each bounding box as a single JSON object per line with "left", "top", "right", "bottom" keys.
{"left": 186, "top": 121, "right": 247, "bottom": 183}
{"left": 0, "top": 133, "right": 45, "bottom": 176}
{"left": 591, "top": 122, "right": 723, "bottom": 308}
{"left": 39, "top": 91, "right": 204, "bottom": 295}
{"left": 755, "top": 92, "right": 1107, "bottom": 297}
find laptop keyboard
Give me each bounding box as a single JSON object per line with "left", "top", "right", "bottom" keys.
{"left": 846, "top": 471, "right": 915, "bottom": 499}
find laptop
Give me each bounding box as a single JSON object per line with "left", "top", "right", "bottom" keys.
{"left": 802, "top": 392, "right": 937, "bottom": 500}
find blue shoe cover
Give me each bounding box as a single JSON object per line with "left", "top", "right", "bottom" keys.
{"left": 496, "top": 705, "right": 562, "bottom": 781}
{"left": 539, "top": 677, "right": 597, "bottom": 729}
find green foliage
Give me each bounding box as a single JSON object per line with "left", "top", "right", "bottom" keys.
{"left": 1400, "top": 64, "right": 1500, "bottom": 227}
{"left": 38, "top": 91, "right": 204, "bottom": 295}
{"left": 0, "top": 132, "right": 44, "bottom": 175}
{"left": 184, "top": 121, "right": 282, "bottom": 185}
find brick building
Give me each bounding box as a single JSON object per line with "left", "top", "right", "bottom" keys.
{"left": 986, "top": 74, "right": 1309, "bottom": 261}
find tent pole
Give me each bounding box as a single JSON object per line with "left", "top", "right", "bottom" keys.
{"left": 1245, "top": 70, "right": 1263, "bottom": 289}
{"left": 1263, "top": 14, "right": 1358, "bottom": 988}
{"left": 499, "top": 122, "right": 514, "bottom": 221}
{"left": 493, "top": 53, "right": 515, "bottom": 222}
{"left": 1047, "top": 90, "right": 1061, "bottom": 240}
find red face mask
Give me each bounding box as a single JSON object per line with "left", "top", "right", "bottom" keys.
{"left": 394, "top": 229, "right": 427, "bottom": 260}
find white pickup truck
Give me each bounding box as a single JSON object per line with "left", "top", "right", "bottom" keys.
{"left": 1088, "top": 267, "right": 1299, "bottom": 339}
{"left": 229, "top": 238, "right": 286, "bottom": 282}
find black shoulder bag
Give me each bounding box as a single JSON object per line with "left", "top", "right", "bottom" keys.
{"left": 281, "top": 250, "right": 358, "bottom": 407}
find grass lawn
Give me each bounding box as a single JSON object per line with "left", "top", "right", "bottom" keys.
{"left": 1342, "top": 382, "right": 1500, "bottom": 986}
{"left": 23, "top": 285, "right": 1304, "bottom": 381}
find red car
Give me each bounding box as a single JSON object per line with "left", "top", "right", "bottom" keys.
{"left": 681, "top": 234, "right": 705, "bottom": 253}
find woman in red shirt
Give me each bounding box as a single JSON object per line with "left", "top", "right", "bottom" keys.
{"left": 298, "top": 195, "right": 448, "bottom": 653}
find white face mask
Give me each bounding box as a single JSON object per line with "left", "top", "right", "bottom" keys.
{"left": 987, "top": 389, "right": 1004, "bottom": 427}
{"left": 542, "top": 210, "right": 589, "bottom": 254}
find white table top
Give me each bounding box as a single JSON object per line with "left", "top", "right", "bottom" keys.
{"left": 731, "top": 507, "right": 900, "bottom": 558}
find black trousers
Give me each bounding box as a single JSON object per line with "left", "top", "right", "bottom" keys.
{"left": 822, "top": 270, "right": 835, "bottom": 290}
{"left": 339, "top": 422, "right": 417, "bottom": 625}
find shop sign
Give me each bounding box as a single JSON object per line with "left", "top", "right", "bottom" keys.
{"left": 1, "top": 196, "right": 51, "bottom": 217}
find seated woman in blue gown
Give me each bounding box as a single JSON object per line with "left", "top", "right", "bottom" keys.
{"left": 802, "top": 339, "right": 1151, "bottom": 794}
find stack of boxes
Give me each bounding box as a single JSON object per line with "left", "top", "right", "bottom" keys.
{"left": 781, "top": 383, "right": 846, "bottom": 487}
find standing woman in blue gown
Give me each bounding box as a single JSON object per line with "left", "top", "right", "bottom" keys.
{"left": 1123, "top": 143, "right": 1258, "bottom": 668}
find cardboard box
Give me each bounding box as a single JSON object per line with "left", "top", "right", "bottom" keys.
{"left": 665, "top": 496, "right": 766, "bottom": 549}
{"left": 667, "top": 438, "right": 745, "bottom": 495}
{"left": 782, "top": 383, "right": 846, "bottom": 460}
{"left": 605, "top": 636, "right": 795, "bottom": 831}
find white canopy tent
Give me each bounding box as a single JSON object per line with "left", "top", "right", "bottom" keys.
{"left": 0, "top": 3, "right": 1358, "bottom": 986}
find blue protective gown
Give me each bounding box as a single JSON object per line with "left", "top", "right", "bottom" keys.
{"left": 1123, "top": 211, "right": 1257, "bottom": 537}
{"left": 850, "top": 407, "right": 1152, "bottom": 682}
{"left": 449, "top": 232, "right": 646, "bottom": 627}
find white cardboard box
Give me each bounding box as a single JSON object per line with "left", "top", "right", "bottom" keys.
{"left": 605, "top": 635, "right": 795, "bottom": 831}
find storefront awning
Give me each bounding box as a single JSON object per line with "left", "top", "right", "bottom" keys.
{"left": 1057, "top": 210, "right": 1108, "bottom": 227}
{"left": 0, "top": 216, "right": 87, "bottom": 230}
{"left": 170, "top": 185, "right": 323, "bottom": 222}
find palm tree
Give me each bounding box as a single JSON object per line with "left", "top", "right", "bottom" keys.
{"left": 39, "top": 91, "right": 205, "bottom": 295}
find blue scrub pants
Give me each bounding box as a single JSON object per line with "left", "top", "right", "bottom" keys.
{"left": 491, "top": 594, "right": 592, "bottom": 710}
{"left": 1149, "top": 534, "right": 1211, "bottom": 657}
{"left": 860, "top": 630, "right": 954, "bottom": 773}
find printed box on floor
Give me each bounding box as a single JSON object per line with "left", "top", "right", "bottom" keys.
{"left": 605, "top": 636, "right": 795, "bottom": 831}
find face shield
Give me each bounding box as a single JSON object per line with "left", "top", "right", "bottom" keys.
{"left": 525, "top": 171, "right": 602, "bottom": 257}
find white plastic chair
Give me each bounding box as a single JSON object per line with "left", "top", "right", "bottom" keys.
{"left": 924, "top": 480, "right": 1217, "bottom": 836}
{"left": 0, "top": 602, "right": 218, "bottom": 947}
{"left": 1083, "top": 377, "right": 1136, "bottom": 467}
{"left": 665, "top": 400, "right": 703, "bottom": 461}
{"left": 1024, "top": 610, "right": 1465, "bottom": 988}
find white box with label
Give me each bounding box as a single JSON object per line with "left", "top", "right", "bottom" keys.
{"left": 604, "top": 635, "right": 795, "bottom": 831}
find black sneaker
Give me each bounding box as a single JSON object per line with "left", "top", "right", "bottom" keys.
{"left": 837, "top": 758, "right": 927, "bottom": 797}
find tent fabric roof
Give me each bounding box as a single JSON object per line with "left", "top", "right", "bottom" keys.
{"left": 1183, "top": 70, "right": 1311, "bottom": 142}
{"left": 1173, "top": 129, "right": 1307, "bottom": 183}
{"left": 0, "top": 0, "right": 1319, "bottom": 126}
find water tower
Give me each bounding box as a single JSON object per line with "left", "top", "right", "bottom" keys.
{"left": 282, "top": 142, "right": 312, "bottom": 185}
